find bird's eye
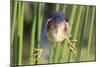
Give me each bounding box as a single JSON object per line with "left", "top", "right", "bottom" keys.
{"left": 64, "top": 16, "right": 69, "bottom": 22}
{"left": 47, "top": 18, "right": 56, "bottom": 30}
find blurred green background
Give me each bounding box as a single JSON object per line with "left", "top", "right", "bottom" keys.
{"left": 11, "top": 1, "right": 96, "bottom": 65}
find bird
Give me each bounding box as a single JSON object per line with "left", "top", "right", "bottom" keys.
{"left": 32, "top": 11, "right": 77, "bottom": 61}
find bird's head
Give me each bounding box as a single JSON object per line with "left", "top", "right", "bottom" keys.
{"left": 46, "top": 12, "right": 69, "bottom": 42}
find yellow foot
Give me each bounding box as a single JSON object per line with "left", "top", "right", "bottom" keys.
{"left": 66, "top": 36, "right": 77, "bottom": 53}
{"left": 71, "top": 40, "right": 77, "bottom": 45}
{"left": 32, "top": 48, "right": 43, "bottom": 61}
{"left": 70, "top": 39, "right": 77, "bottom": 53}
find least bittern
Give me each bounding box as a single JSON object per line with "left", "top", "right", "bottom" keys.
{"left": 32, "top": 12, "right": 77, "bottom": 61}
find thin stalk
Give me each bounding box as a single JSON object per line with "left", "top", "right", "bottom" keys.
{"left": 67, "top": 6, "right": 83, "bottom": 62}
{"left": 69, "top": 5, "right": 77, "bottom": 32}
{"left": 49, "top": 45, "right": 54, "bottom": 63}
{"left": 29, "top": 4, "right": 37, "bottom": 64}
{"left": 62, "top": 4, "right": 67, "bottom": 13}
{"left": 11, "top": 1, "right": 18, "bottom": 65}
{"left": 14, "top": 31, "right": 19, "bottom": 65}
{"left": 56, "top": 4, "right": 60, "bottom": 11}
{"left": 11, "top": 1, "right": 17, "bottom": 44}
{"left": 87, "top": 7, "right": 95, "bottom": 59}
{"left": 36, "top": 3, "right": 44, "bottom": 64}
{"left": 72, "top": 6, "right": 83, "bottom": 39}
{"left": 66, "top": 5, "right": 77, "bottom": 62}
{"left": 59, "top": 40, "right": 67, "bottom": 62}
{"left": 37, "top": 3, "right": 44, "bottom": 48}
{"left": 76, "top": 6, "right": 89, "bottom": 61}
{"left": 54, "top": 43, "right": 60, "bottom": 63}
{"left": 17, "top": 1, "right": 24, "bottom": 65}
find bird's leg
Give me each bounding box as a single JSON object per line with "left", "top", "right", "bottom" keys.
{"left": 32, "top": 48, "right": 43, "bottom": 61}
{"left": 66, "top": 36, "right": 77, "bottom": 53}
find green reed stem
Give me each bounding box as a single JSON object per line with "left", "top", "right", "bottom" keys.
{"left": 76, "top": 6, "right": 88, "bottom": 61}
{"left": 56, "top": 4, "right": 60, "bottom": 11}
{"left": 36, "top": 3, "right": 44, "bottom": 64}
{"left": 17, "top": 1, "right": 24, "bottom": 65}
{"left": 29, "top": 4, "right": 37, "bottom": 64}
{"left": 69, "top": 5, "right": 77, "bottom": 32}
{"left": 87, "top": 7, "right": 95, "bottom": 59}
{"left": 11, "top": 1, "right": 18, "bottom": 65}
{"left": 59, "top": 40, "right": 67, "bottom": 62}
{"left": 37, "top": 3, "right": 44, "bottom": 48}
{"left": 67, "top": 6, "right": 83, "bottom": 62}
{"left": 49, "top": 45, "right": 54, "bottom": 63}
{"left": 62, "top": 4, "right": 67, "bottom": 13}
{"left": 66, "top": 5, "right": 77, "bottom": 62}
{"left": 54, "top": 43, "right": 60, "bottom": 63}
{"left": 72, "top": 6, "right": 83, "bottom": 39}
{"left": 11, "top": 1, "right": 17, "bottom": 44}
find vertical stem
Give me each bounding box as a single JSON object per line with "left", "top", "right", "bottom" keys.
{"left": 87, "top": 7, "right": 95, "bottom": 59}
{"left": 37, "top": 3, "right": 44, "bottom": 48}
{"left": 62, "top": 4, "right": 67, "bottom": 13}
{"left": 29, "top": 4, "right": 37, "bottom": 64}
{"left": 72, "top": 6, "right": 83, "bottom": 39}
{"left": 56, "top": 4, "right": 60, "bottom": 11}
{"left": 66, "top": 5, "right": 77, "bottom": 62}
{"left": 11, "top": 1, "right": 17, "bottom": 44}
{"left": 11, "top": 1, "right": 18, "bottom": 65}
{"left": 54, "top": 43, "right": 60, "bottom": 63}
{"left": 49, "top": 45, "right": 53, "bottom": 63}
{"left": 67, "top": 6, "right": 83, "bottom": 62}
{"left": 76, "top": 6, "right": 88, "bottom": 61}
{"left": 36, "top": 3, "right": 44, "bottom": 64}
{"left": 59, "top": 40, "right": 67, "bottom": 62}
{"left": 17, "top": 1, "right": 24, "bottom": 65}
{"left": 69, "top": 5, "right": 77, "bottom": 32}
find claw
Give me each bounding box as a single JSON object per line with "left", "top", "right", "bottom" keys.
{"left": 70, "top": 46, "right": 76, "bottom": 53}
{"left": 69, "top": 42, "right": 77, "bottom": 53}
{"left": 31, "top": 48, "right": 43, "bottom": 61}
{"left": 66, "top": 36, "right": 77, "bottom": 53}
{"left": 71, "top": 39, "right": 77, "bottom": 41}
{"left": 71, "top": 40, "right": 77, "bottom": 45}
